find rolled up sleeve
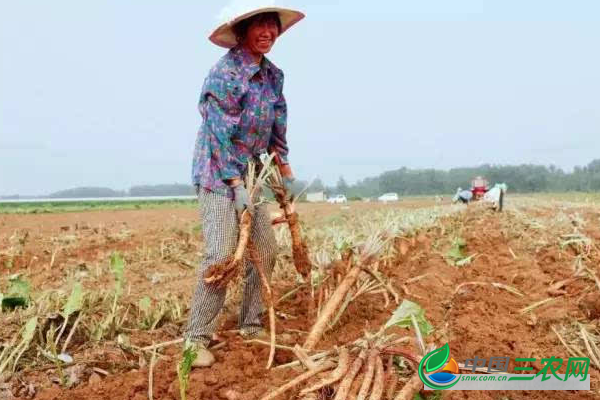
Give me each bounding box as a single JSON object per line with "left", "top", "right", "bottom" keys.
{"left": 192, "top": 67, "right": 246, "bottom": 187}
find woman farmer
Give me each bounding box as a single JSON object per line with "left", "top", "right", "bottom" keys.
{"left": 186, "top": 7, "right": 304, "bottom": 367}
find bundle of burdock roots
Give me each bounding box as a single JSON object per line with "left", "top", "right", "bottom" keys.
{"left": 202, "top": 154, "right": 314, "bottom": 369}
{"left": 259, "top": 332, "right": 424, "bottom": 400}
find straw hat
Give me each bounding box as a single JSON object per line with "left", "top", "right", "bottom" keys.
{"left": 209, "top": 6, "right": 305, "bottom": 48}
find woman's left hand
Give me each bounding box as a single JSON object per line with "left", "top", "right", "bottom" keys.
{"left": 278, "top": 163, "right": 293, "bottom": 179}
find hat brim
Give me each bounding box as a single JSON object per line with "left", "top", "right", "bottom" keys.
{"left": 209, "top": 7, "right": 305, "bottom": 48}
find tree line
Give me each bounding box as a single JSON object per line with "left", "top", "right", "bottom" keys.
{"left": 4, "top": 159, "right": 599, "bottom": 200}
{"left": 306, "top": 159, "right": 600, "bottom": 198}
{"left": 41, "top": 184, "right": 194, "bottom": 199}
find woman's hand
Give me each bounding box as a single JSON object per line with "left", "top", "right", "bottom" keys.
{"left": 283, "top": 177, "right": 295, "bottom": 193}
{"left": 278, "top": 163, "right": 293, "bottom": 179}
{"left": 233, "top": 185, "right": 253, "bottom": 215}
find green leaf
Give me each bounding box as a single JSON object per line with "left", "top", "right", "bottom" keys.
{"left": 138, "top": 296, "right": 151, "bottom": 314}
{"left": 385, "top": 299, "right": 433, "bottom": 336}
{"left": 110, "top": 252, "right": 125, "bottom": 295}
{"left": 445, "top": 237, "right": 466, "bottom": 262}
{"left": 62, "top": 283, "right": 83, "bottom": 318}
{"left": 2, "top": 297, "right": 28, "bottom": 310}
{"left": 2, "top": 275, "right": 31, "bottom": 310}
{"left": 178, "top": 345, "right": 197, "bottom": 400}
{"left": 425, "top": 343, "right": 450, "bottom": 373}
{"left": 445, "top": 237, "right": 476, "bottom": 267}
{"left": 7, "top": 275, "right": 30, "bottom": 298}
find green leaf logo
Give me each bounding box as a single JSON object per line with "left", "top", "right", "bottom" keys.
{"left": 425, "top": 343, "right": 450, "bottom": 373}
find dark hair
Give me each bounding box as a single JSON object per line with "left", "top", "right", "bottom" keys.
{"left": 233, "top": 12, "right": 282, "bottom": 42}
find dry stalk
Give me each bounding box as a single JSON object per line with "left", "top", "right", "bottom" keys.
{"left": 361, "top": 267, "right": 400, "bottom": 304}
{"left": 61, "top": 312, "right": 83, "bottom": 353}
{"left": 551, "top": 326, "right": 586, "bottom": 359}
{"left": 519, "top": 298, "right": 555, "bottom": 314}
{"left": 454, "top": 281, "right": 523, "bottom": 297}
{"left": 579, "top": 325, "right": 600, "bottom": 369}
{"left": 141, "top": 338, "right": 184, "bottom": 352}
{"left": 585, "top": 267, "right": 600, "bottom": 292}
{"left": 148, "top": 345, "right": 157, "bottom": 400}
{"left": 405, "top": 274, "right": 429, "bottom": 284}
{"left": 248, "top": 241, "right": 276, "bottom": 369}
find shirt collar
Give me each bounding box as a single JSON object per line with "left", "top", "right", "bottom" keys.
{"left": 231, "top": 45, "right": 276, "bottom": 80}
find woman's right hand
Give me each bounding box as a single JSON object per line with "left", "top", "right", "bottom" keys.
{"left": 233, "top": 185, "right": 253, "bottom": 215}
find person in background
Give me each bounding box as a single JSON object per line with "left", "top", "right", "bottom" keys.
{"left": 453, "top": 187, "right": 473, "bottom": 204}
{"left": 186, "top": 7, "right": 305, "bottom": 368}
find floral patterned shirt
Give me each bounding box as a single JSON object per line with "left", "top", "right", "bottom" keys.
{"left": 191, "top": 45, "right": 289, "bottom": 197}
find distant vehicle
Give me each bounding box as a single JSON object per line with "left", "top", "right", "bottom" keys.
{"left": 378, "top": 193, "right": 399, "bottom": 202}
{"left": 470, "top": 176, "right": 489, "bottom": 200}
{"left": 327, "top": 195, "right": 347, "bottom": 204}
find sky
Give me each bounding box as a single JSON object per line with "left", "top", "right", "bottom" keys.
{"left": 1, "top": 0, "right": 599, "bottom": 196}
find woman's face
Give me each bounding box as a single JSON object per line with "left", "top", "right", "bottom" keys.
{"left": 243, "top": 19, "right": 279, "bottom": 56}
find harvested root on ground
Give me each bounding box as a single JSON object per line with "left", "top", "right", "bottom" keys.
{"left": 334, "top": 349, "right": 367, "bottom": 400}
{"left": 298, "top": 394, "right": 319, "bottom": 400}
{"left": 369, "top": 356, "right": 385, "bottom": 400}
{"left": 305, "top": 235, "right": 387, "bottom": 350}
{"left": 304, "top": 263, "right": 362, "bottom": 350}
{"left": 356, "top": 350, "right": 377, "bottom": 400}
{"left": 301, "top": 347, "right": 350, "bottom": 394}
{"left": 259, "top": 361, "right": 335, "bottom": 400}
{"left": 385, "top": 356, "right": 399, "bottom": 399}
{"left": 392, "top": 374, "right": 422, "bottom": 400}
{"left": 293, "top": 344, "right": 319, "bottom": 370}
{"left": 380, "top": 348, "right": 421, "bottom": 364}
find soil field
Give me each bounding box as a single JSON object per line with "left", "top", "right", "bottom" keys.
{"left": 1, "top": 197, "right": 599, "bottom": 400}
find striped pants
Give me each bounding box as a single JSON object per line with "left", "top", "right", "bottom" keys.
{"left": 185, "top": 189, "right": 278, "bottom": 345}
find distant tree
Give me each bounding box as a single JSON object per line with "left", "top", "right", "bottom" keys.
{"left": 48, "top": 187, "right": 125, "bottom": 198}
{"left": 129, "top": 184, "right": 194, "bottom": 197}
{"left": 346, "top": 159, "right": 600, "bottom": 196}
{"left": 336, "top": 176, "right": 349, "bottom": 194}
{"left": 308, "top": 177, "right": 325, "bottom": 192}
{"left": 33, "top": 158, "right": 600, "bottom": 200}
